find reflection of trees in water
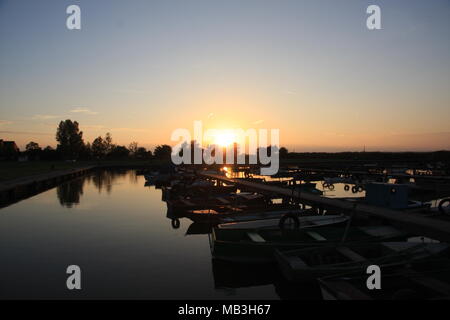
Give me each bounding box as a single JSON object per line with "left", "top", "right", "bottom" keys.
{"left": 57, "top": 178, "right": 85, "bottom": 208}
{"left": 90, "top": 170, "right": 129, "bottom": 194}
{"left": 128, "top": 170, "right": 139, "bottom": 185}
{"left": 57, "top": 170, "right": 135, "bottom": 207}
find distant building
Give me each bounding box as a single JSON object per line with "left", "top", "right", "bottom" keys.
{"left": 0, "top": 139, "right": 20, "bottom": 160}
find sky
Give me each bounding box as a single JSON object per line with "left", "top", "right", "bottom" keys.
{"left": 0, "top": 0, "right": 449, "bottom": 152}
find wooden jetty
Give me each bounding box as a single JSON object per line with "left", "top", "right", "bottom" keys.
{"left": 200, "top": 173, "right": 450, "bottom": 242}
{"left": 0, "top": 166, "right": 95, "bottom": 208}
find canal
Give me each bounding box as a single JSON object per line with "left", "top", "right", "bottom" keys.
{"left": 0, "top": 169, "right": 322, "bottom": 299}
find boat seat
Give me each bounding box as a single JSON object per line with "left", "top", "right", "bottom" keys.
{"left": 247, "top": 232, "right": 266, "bottom": 243}
{"left": 336, "top": 247, "right": 366, "bottom": 262}
{"left": 306, "top": 231, "right": 327, "bottom": 241}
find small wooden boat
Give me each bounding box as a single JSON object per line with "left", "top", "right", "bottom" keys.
{"left": 212, "top": 225, "right": 407, "bottom": 263}
{"left": 167, "top": 183, "right": 238, "bottom": 198}
{"left": 166, "top": 198, "right": 230, "bottom": 212}
{"left": 275, "top": 242, "right": 449, "bottom": 282}
{"left": 318, "top": 259, "right": 450, "bottom": 300}
{"left": 176, "top": 208, "right": 305, "bottom": 224}
{"left": 218, "top": 214, "right": 349, "bottom": 230}
{"left": 165, "top": 192, "right": 269, "bottom": 212}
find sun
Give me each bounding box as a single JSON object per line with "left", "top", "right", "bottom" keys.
{"left": 214, "top": 131, "right": 236, "bottom": 147}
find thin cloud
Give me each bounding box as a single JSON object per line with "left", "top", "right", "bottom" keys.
{"left": 118, "top": 88, "right": 146, "bottom": 95}
{"left": 253, "top": 119, "right": 264, "bottom": 125}
{"left": 0, "top": 120, "right": 13, "bottom": 126}
{"left": 0, "top": 130, "right": 52, "bottom": 136}
{"left": 32, "top": 114, "right": 60, "bottom": 120}
{"left": 83, "top": 125, "right": 106, "bottom": 130}
{"left": 112, "top": 127, "right": 151, "bottom": 133}
{"left": 70, "top": 107, "right": 98, "bottom": 115}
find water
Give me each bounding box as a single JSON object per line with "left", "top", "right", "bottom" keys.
{"left": 0, "top": 170, "right": 317, "bottom": 299}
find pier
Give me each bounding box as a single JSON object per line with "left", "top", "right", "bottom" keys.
{"left": 200, "top": 173, "right": 450, "bottom": 242}
{"left": 0, "top": 166, "right": 96, "bottom": 208}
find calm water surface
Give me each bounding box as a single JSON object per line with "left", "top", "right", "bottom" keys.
{"left": 0, "top": 170, "right": 319, "bottom": 299}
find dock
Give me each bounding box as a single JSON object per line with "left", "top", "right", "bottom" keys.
{"left": 0, "top": 166, "right": 96, "bottom": 208}
{"left": 200, "top": 173, "right": 450, "bottom": 241}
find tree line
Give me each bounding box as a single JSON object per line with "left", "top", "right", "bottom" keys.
{"left": 23, "top": 120, "right": 172, "bottom": 161}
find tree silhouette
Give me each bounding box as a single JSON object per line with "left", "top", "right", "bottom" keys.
{"left": 92, "top": 136, "right": 107, "bottom": 159}
{"left": 104, "top": 132, "right": 114, "bottom": 155}
{"left": 25, "top": 141, "right": 41, "bottom": 160}
{"left": 56, "top": 120, "right": 84, "bottom": 159}
{"left": 279, "top": 147, "right": 289, "bottom": 159}
{"left": 128, "top": 142, "right": 138, "bottom": 157}
{"left": 25, "top": 141, "right": 40, "bottom": 151}
{"left": 154, "top": 144, "right": 172, "bottom": 160}
{"left": 110, "top": 145, "right": 130, "bottom": 159}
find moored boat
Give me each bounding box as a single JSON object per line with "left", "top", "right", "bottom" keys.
{"left": 175, "top": 208, "right": 306, "bottom": 224}
{"left": 218, "top": 214, "right": 349, "bottom": 230}
{"left": 275, "top": 242, "right": 449, "bottom": 282}
{"left": 211, "top": 225, "right": 407, "bottom": 263}
{"left": 318, "top": 258, "right": 450, "bottom": 300}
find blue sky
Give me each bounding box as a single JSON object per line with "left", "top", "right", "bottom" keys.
{"left": 0, "top": 0, "right": 449, "bottom": 151}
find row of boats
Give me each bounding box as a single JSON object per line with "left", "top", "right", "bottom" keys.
{"left": 144, "top": 168, "right": 450, "bottom": 300}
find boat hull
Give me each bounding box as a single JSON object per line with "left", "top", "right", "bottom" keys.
{"left": 211, "top": 226, "right": 407, "bottom": 263}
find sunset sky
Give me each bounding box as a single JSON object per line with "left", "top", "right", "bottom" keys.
{"left": 1, "top": 0, "right": 449, "bottom": 151}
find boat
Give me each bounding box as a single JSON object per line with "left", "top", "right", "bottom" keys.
{"left": 166, "top": 197, "right": 231, "bottom": 213}
{"left": 275, "top": 242, "right": 448, "bottom": 282}
{"left": 218, "top": 214, "right": 349, "bottom": 230}
{"left": 164, "top": 182, "right": 238, "bottom": 199}
{"left": 318, "top": 258, "right": 450, "bottom": 300}
{"left": 174, "top": 208, "right": 306, "bottom": 224}
{"left": 211, "top": 225, "right": 407, "bottom": 263}
{"left": 165, "top": 192, "right": 271, "bottom": 213}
